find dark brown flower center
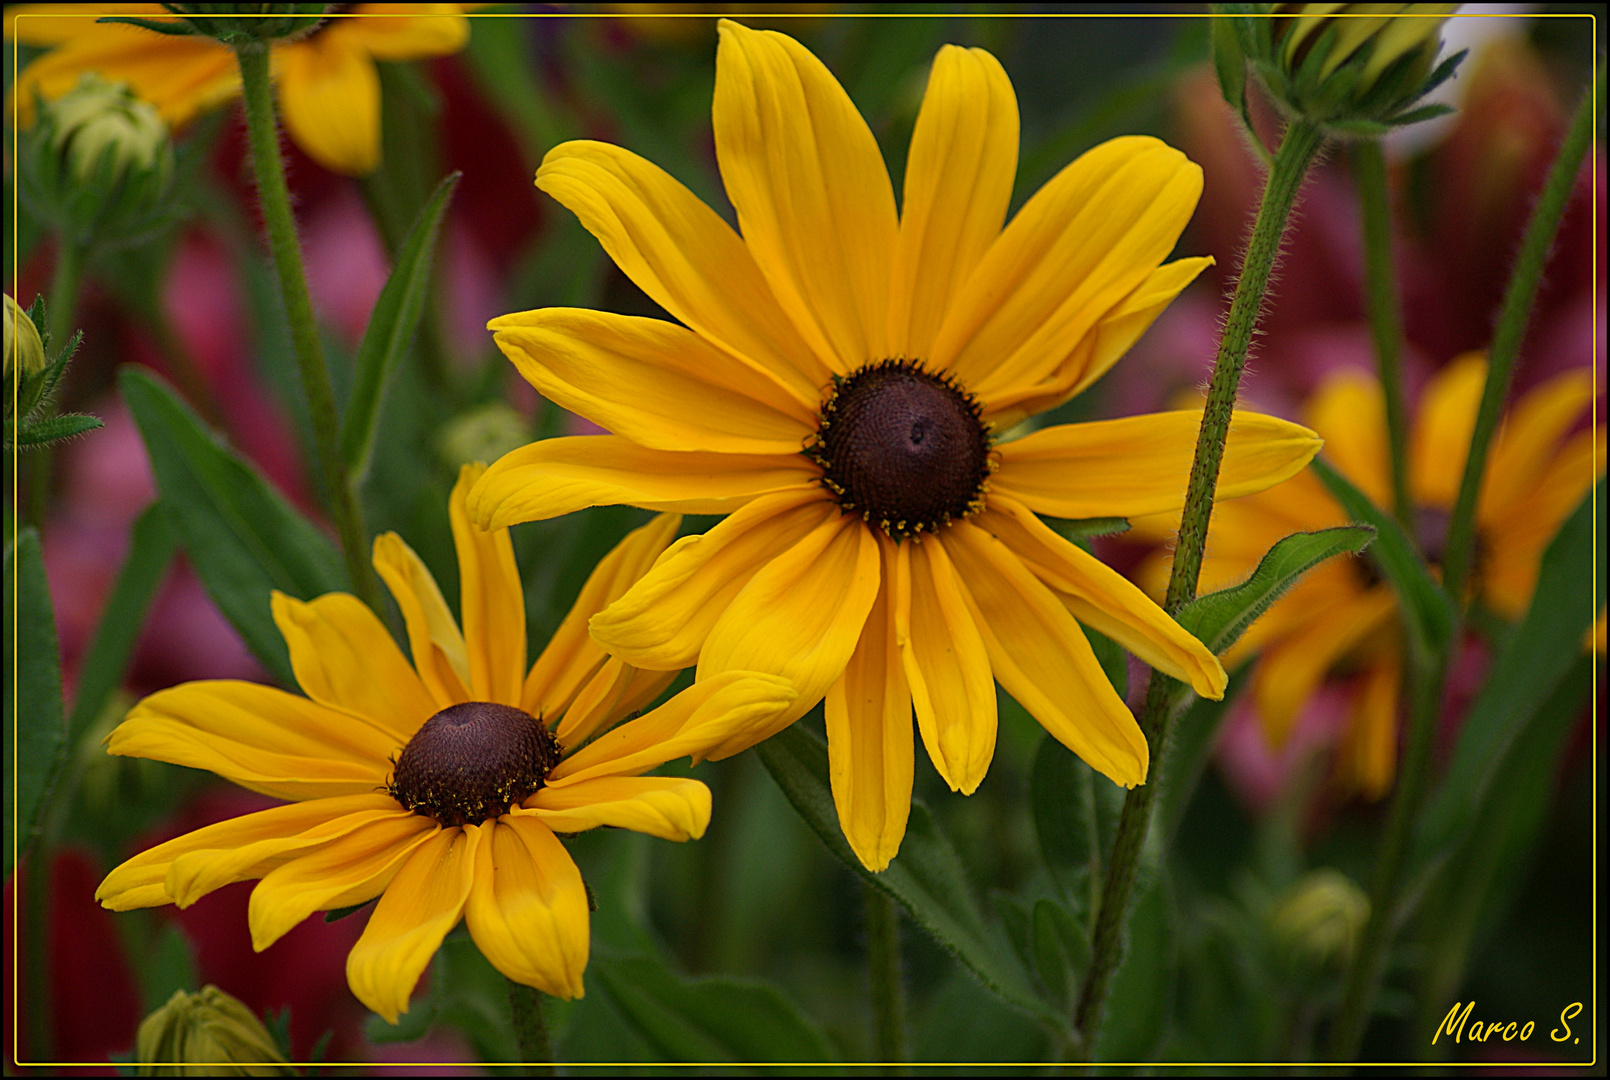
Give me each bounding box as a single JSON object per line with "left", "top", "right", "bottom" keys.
{"left": 387, "top": 702, "right": 561, "bottom": 827}
{"left": 807, "top": 360, "right": 993, "bottom": 539}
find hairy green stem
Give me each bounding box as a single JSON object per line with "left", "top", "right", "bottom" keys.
{"left": 507, "top": 979, "right": 556, "bottom": 1071}
{"left": 1073, "top": 118, "right": 1325, "bottom": 1050}
{"left": 1352, "top": 139, "right": 1413, "bottom": 526}
{"left": 866, "top": 885, "right": 908, "bottom": 1069}
{"left": 234, "top": 44, "right": 379, "bottom": 610}
{"left": 25, "top": 241, "right": 86, "bottom": 527}
{"left": 1440, "top": 71, "right": 1599, "bottom": 602}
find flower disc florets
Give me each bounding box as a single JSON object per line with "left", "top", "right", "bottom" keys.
{"left": 388, "top": 702, "right": 561, "bottom": 827}
{"left": 807, "top": 359, "right": 993, "bottom": 540}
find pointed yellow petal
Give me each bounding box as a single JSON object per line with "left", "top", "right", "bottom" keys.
{"left": 448, "top": 464, "right": 526, "bottom": 706}
{"left": 468, "top": 436, "right": 817, "bottom": 530}
{"left": 275, "top": 35, "right": 380, "bottom": 176}
{"left": 1410, "top": 353, "right": 1487, "bottom": 509}
{"left": 1254, "top": 585, "right": 1398, "bottom": 745}
{"left": 696, "top": 510, "right": 883, "bottom": 744}
{"left": 347, "top": 824, "right": 482, "bottom": 1023}
{"left": 464, "top": 817, "right": 590, "bottom": 1000}
{"left": 1334, "top": 651, "right": 1401, "bottom": 800}
{"left": 328, "top": 5, "right": 468, "bottom": 59}
{"left": 943, "top": 523, "right": 1148, "bottom": 788}
{"left": 247, "top": 813, "right": 438, "bottom": 951}
{"left": 825, "top": 540, "right": 913, "bottom": 872}
{"left": 271, "top": 591, "right": 437, "bottom": 743}
{"left": 992, "top": 410, "right": 1322, "bottom": 519}
{"left": 534, "top": 140, "right": 834, "bottom": 400}
{"left": 8, "top": 6, "right": 170, "bottom": 46}
{"left": 713, "top": 20, "right": 898, "bottom": 369}
{"left": 889, "top": 45, "right": 1018, "bottom": 360}
{"left": 1481, "top": 366, "right": 1595, "bottom": 521}
{"left": 1303, "top": 370, "right": 1392, "bottom": 509}
{"left": 490, "top": 309, "right": 815, "bottom": 454}
{"left": 107, "top": 680, "right": 398, "bottom": 801}
{"left": 373, "top": 532, "right": 471, "bottom": 709}
{"left": 901, "top": 535, "right": 996, "bottom": 794}
{"left": 521, "top": 776, "right": 711, "bottom": 842}
{"left": 589, "top": 488, "right": 832, "bottom": 670}
{"left": 555, "top": 656, "right": 679, "bottom": 747}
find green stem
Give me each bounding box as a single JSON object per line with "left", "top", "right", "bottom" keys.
{"left": 233, "top": 44, "right": 380, "bottom": 611}
{"left": 26, "top": 241, "right": 86, "bottom": 527}
{"left": 1352, "top": 139, "right": 1413, "bottom": 526}
{"left": 507, "top": 979, "right": 555, "bottom": 1072}
{"left": 866, "top": 885, "right": 908, "bottom": 1069}
{"left": 1440, "top": 70, "right": 1599, "bottom": 603}
{"left": 1072, "top": 118, "right": 1325, "bottom": 1050}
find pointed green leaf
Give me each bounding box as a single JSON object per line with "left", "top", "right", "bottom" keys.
{"left": 1031, "top": 898, "right": 1090, "bottom": 1011}
{"left": 1031, "top": 735, "right": 1099, "bottom": 904}
{"left": 4, "top": 528, "right": 69, "bottom": 877}
{"left": 121, "top": 367, "right": 346, "bottom": 685}
{"left": 1176, "top": 525, "right": 1376, "bottom": 655}
{"left": 341, "top": 171, "right": 460, "bottom": 480}
{"left": 15, "top": 411, "right": 103, "bottom": 447}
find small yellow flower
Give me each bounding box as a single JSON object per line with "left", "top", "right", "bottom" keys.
{"left": 96, "top": 465, "right": 795, "bottom": 1021}
{"left": 469, "top": 21, "right": 1324, "bottom": 871}
{"left": 1134, "top": 356, "right": 1604, "bottom": 798}
{"left": 135, "top": 985, "right": 292, "bottom": 1076}
{"left": 6, "top": 4, "right": 470, "bottom": 175}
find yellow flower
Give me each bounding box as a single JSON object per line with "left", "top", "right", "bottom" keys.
{"left": 95, "top": 465, "right": 796, "bottom": 1022}
{"left": 1135, "top": 356, "right": 1603, "bottom": 798}
{"left": 6, "top": 4, "right": 470, "bottom": 176}
{"left": 468, "top": 21, "right": 1323, "bottom": 871}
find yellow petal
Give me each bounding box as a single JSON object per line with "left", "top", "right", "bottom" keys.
{"left": 534, "top": 140, "right": 834, "bottom": 401}
{"left": 8, "top": 27, "right": 237, "bottom": 127}
{"left": 1303, "top": 369, "right": 1392, "bottom": 509}
{"left": 942, "top": 522, "right": 1148, "bottom": 788}
{"left": 373, "top": 532, "right": 471, "bottom": 709}
{"left": 1480, "top": 366, "right": 1596, "bottom": 522}
{"left": 331, "top": 5, "right": 468, "bottom": 59}
{"left": 1410, "top": 353, "right": 1487, "bottom": 509}
{"left": 589, "top": 488, "right": 832, "bottom": 670}
{"left": 1254, "top": 585, "right": 1398, "bottom": 745}
{"left": 521, "top": 776, "right": 711, "bottom": 842}
{"left": 1334, "top": 651, "right": 1401, "bottom": 800}
{"left": 247, "top": 813, "right": 439, "bottom": 951}
{"left": 696, "top": 510, "right": 883, "bottom": 744}
{"left": 464, "top": 816, "right": 590, "bottom": 1000}
{"left": 548, "top": 671, "right": 797, "bottom": 783}
{"left": 527, "top": 513, "right": 681, "bottom": 723}
{"left": 899, "top": 535, "right": 996, "bottom": 794}
{"left": 275, "top": 35, "right": 380, "bottom": 176}
{"left": 713, "top": 20, "right": 898, "bottom": 370}
{"left": 555, "top": 656, "right": 678, "bottom": 747}
{"left": 889, "top": 45, "right": 1018, "bottom": 360}
{"left": 490, "top": 308, "right": 816, "bottom": 454}
{"left": 468, "top": 435, "right": 818, "bottom": 530}
{"left": 97, "top": 794, "right": 401, "bottom": 911}
{"left": 271, "top": 591, "right": 437, "bottom": 743}
{"left": 992, "top": 409, "right": 1322, "bottom": 519}
{"left": 347, "top": 824, "right": 482, "bottom": 1023}
{"left": 825, "top": 539, "right": 913, "bottom": 872}
{"left": 448, "top": 464, "right": 526, "bottom": 706}
{"left": 107, "top": 680, "right": 398, "bottom": 801}
{"left": 8, "top": 6, "right": 169, "bottom": 46}
{"left": 934, "top": 136, "right": 1201, "bottom": 405}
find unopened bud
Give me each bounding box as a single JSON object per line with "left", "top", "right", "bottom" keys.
{"left": 1271, "top": 868, "right": 1370, "bottom": 969}
{"left": 4, "top": 294, "right": 47, "bottom": 379}
{"left": 438, "top": 403, "right": 531, "bottom": 472}
{"left": 49, "top": 73, "right": 169, "bottom": 184}
{"left": 134, "top": 985, "right": 293, "bottom": 1076}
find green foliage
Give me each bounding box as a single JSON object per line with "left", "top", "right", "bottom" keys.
{"left": 3, "top": 528, "right": 69, "bottom": 877}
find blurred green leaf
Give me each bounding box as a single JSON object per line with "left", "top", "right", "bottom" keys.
{"left": 591, "top": 952, "right": 839, "bottom": 1067}
{"left": 1030, "top": 735, "right": 1101, "bottom": 910}
{"left": 757, "top": 724, "right": 1055, "bottom": 1028}
{"left": 1177, "top": 525, "right": 1375, "bottom": 656}
{"left": 3, "top": 527, "right": 68, "bottom": 877}
{"left": 1155, "top": 669, "right": 1243, "bottom": 845}
{"left": 341, "top": 171, "right": 461, "bottom": 481}
{"left": 67, "top": 504, "right": 176, "bottom": 743}
{"left": 1091, "top": 872, "right": 1177, "bottom": 1062}
{"left": 137, "top": 922, "right": 200, "bottom": 1014}
{"left": 121, "top": 367, "right": 346, "bottom": 685}
{"left": 1031, "top": 898, "right": 1089, "bottom": 1010}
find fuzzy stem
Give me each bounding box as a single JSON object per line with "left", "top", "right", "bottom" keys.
{"left": 25, "top": 241, "right": 86, "bottom": 527}
{"left": 1072, "top": 118, "right": 1325, "bottom": 1050}
{"left": 233, "top": 43, "right": 379, "bottom": 610}
{"left": 866, "top": 885, "right": 908, "bottom": 1069}
{"left": 1353, "top": 138, "right": 1413, "bottom": 526}
{"left": 507, "top": 979, "right": 556, "bottom": 1071}
{"left": 1440, "top": 71, "right": 1599, "bottom": 603}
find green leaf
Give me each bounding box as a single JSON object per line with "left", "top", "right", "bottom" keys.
{"left": 1176, "top": 525, "right": 1376, "bottom": 655}
{"left": 137, "top": 922, "right": 199, "bottom": 1013}
{"left": 15, "top": 411, "right": 103, "bottom": 447}
{"left": 591, "top": 952, "right": 839, "bottom": 1066}
{"left": 66, "top": 503, "right": 176, "bottom": 742}
{"left": 1030, "top": 898, "right": 1090, "bottom": 1010}
{"left": 1091, "top": 872, "right": 1177, "bottom": 1062}
{"left": 756, "top": 725, "right": 1055, "bottom": 1027}
{"left": 340, "top": 171, "right": 460, "bottom": 480}
{"left": 1156, "top": 669, "right": 1243, "bottom": 844}
{"left": 1046, "top": 516, "right": 1130, "bottom": 541}
{"left": 1210, "top": 14, "right": 1249, "bottom": 127}
{"left": 1311, "top": 457, "right": 1454, "bottom": 663}
{"left": 121, "top": 367, "right": 346, "bottom": 684}
{"left": 3, "top": 528, "right": 69, "bottom": 877}
{"left": 1030, "top": 735, "right": 1100, "bottom": 906}
{"left": 1413, "top": 477, "right": 1604, "bottom": 873}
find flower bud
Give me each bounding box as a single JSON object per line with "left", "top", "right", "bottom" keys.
{"left": 48, "top": 73, "right": 169, "bottom": 183}
{"left": 437, "top": 402, "right": 532, "bottom": 471}
{"left": 1270, "top": 868, "right": 1370, "bottom": 969}
{"left": 134, "top": 985, "right": 293, "bottom": 1076}
{"left": 4, "top": 294, "right": 46, "bottom": 380}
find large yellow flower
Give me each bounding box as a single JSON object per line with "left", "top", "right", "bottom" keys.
{"left": 468, "top": 21, "right": 1325, "bottom": 871}
{"left": 1134, "top": 357, "right": 1603, "bottom": 798}
{"left": 6, "top": 4, "right": 469, "bottom": 175}
{"left": 95, "top": 466, "right": 796, "bottom": 1021}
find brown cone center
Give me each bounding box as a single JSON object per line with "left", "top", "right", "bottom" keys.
{"left": 388, "top": 702, "right": 560, "bottom": 827}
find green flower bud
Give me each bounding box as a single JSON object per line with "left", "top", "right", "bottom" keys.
{"left": 438, "top": 402, "right": 533, "bottom": 472}
{"left": 4, "top": 294, "right": 47, "bottom": 380}
{"left": 48, "top": 74, "right": 170, "bottom": 184}
{"left": 102, "top": 4, "right": 334, "bottom": 46}
{"left": 1213, "top": 4, "right": 1465, "bottom": 137}
{"left": 134, "top": 986, "right": 293, "bottom": 1076}
{"left": 1270, "top": 868, "right": 1370, "bottom": 969}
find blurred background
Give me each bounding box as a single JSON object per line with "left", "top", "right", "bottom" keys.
{"left": 4, "top": 4, "right": 1603, "bottom": 1071}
